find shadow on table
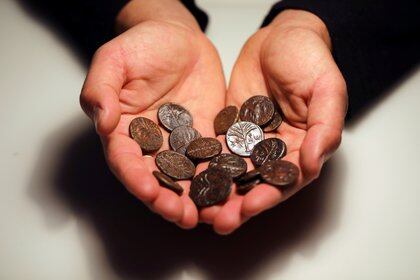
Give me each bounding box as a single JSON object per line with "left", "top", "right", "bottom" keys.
{"left": 29, "top": 119, "right": 346, "bottom": 280}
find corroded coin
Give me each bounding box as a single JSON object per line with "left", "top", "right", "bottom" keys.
{"left": 189, "top": 168, "right": 232, "bottom": 207}
{"left": 236, "top": 178, "right": 260, "bottom": 195}
{"left": 235, "top": 169, "right": 261, "bottom": 185}
{"left": 169, "top": 125, "right": 201, "bottom": 155}
{"left": 239, "top": 95, "right": 275, "bottom": 126}
{"left": 250, "top": 138, "right": 287, "bottom": 167}
{"left": 155, "top": 150, "right": 195, "bottom": 180}
{"left": 129, "top": 117, "right": 163, "bottom": 153}
{"left": 259, "top": 160, "right": 299, "bottom": 187}
{"left": 226, "top": 121, "right": 264, "bottom": 156}
{"left": 152, "top": 171, "right": 183, "bottom": 195}
{"left": 157, "top": 103, "right": 193, "bottom": 131}
{"left": 209, "top": 153, "right": 247, "bottom": 179}
{"left": 186, "top": 137, "right": 222, "bottom": 161}
{"left": 214, "top": 106, "right": 239, "bottom": 135}
{"left": 263, "top": 110, "right": 283, "bottom": 132}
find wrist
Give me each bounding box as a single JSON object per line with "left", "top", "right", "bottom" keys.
{"left": 116, "top": 0, "right": 202, "bottom": 34}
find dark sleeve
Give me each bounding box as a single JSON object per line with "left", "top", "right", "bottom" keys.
{"left": 262, "top": 1, "right": 420, "bottom": 121}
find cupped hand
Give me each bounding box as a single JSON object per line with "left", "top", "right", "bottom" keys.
{"left": 201, "top": 10, "right": 348, "bottom": 234}
{"left": 80, "top": 20, "right": 226, "bottom": 229}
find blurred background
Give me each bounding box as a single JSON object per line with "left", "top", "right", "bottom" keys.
{"left": 0, "top": 0, "right": 419, "bottom": 279}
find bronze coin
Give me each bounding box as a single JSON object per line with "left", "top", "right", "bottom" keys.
{"left": 152, "top": 171, "right": 183, "bottom": 195}
{"left": 155, "top": 150, "right": 195, "bottom": 180}
{"left": 186, "top": 137, "right": 222, "bottom": 161}
{"left": 214, "top": 106, "right": 239, "bottom": 135}
{"left": 169, "top": 126, "right": 201, "bottom": 155}
{"left": 239, "top": 95, "right": 275, "bottom": 126}
{"left": 259, "top": 160, "right": 299, "bottom": 187}
{"left": 235, "top": 169, "right": 261, "bottom": 185}
{"left": 236, "top": 178, "right": 260, "bottom": 195}
{"left": 263, "top": 110, "right": 283, "bottom": 132}
{"left": 209, "top": 153, "right": 247, "bottom": 179}
{"left": 129, "top": 117, "right": 163, "bottom": 153}
{"left": 189, "top": 168, "right": 232, "bottom": 207}
{"left": 250, "top": 138, "right": 287, "bottom": 167}
{"left": 157, "top": 102, "right": 193, "bottom": 131}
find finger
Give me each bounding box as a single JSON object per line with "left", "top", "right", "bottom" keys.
{"left": 300, "top": 71, "right": 347, "bottom": 181}
{"left": 176, "top": 191, "right": 199, "bottom": 229}
{"left": 213, "top": 195, "right": 245, "bottom": 235}
{"left": 80, "top": 44, "right": 125, "bottom": 135}
{"left": 152, "top": 187, "right": 184, "bottom": 223}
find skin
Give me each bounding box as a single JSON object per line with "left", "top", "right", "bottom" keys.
{"left": 80, "top": 2, "right": 347, "bottom": 234}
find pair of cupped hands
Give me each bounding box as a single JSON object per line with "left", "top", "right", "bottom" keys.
{"left": 80, "top": 0, "right": 347, "bottom": 234}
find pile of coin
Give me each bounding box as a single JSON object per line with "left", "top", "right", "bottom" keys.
{"left": 129, "top": 96, "right": 299, "bottom": 208}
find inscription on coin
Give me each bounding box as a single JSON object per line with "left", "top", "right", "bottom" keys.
{"left": 263, "top": 110, "right": 283, "bottom": 132}
{"left": 239, "top": 95, "right": 275, "bottom": 126}
{"left": 157, "top": 103, "right": 193, "bottom": 131}
{"left": 169, "top": 126, "right": 201, "bottom": 155}
{"left": 155, "top": 150, "right": 195, "bottom": 180}
{"left": 209, "top": 153, "right": 247, "bottom": 179}
{"left": 226, "top": 121, "right": 264, "bottom": 156}
{"left": 259, "top": 160, "right": 299, "bottom": 187}
{"left": 152, "top": 171, "right": 184, "bottom": 195}
{"left": 251, "top": 138, "right": 287, "bottom": 167}
{"left": 186, "top": 137, "right": 222, "bottom": 161}
{"left": 214, "top": 106, "right": 239, "bottom": 135}
{"left": 189, "top": 168, "right": 232, "bottom": 207}
{"left": 129, "top": 117, "right": 163, "bottom": 153}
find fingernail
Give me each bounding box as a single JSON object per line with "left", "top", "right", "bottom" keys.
{"left": 93, "top": 107, "right": 101, "bottom": 131}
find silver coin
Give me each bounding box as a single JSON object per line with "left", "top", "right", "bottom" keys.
{"left": 169, "top": 125, "right": 201, "bottom": 155}
{"left": 226, "top": 121, "right": 264, "bottom": 156}
{"left": 157, "top": 103, "right": 193, "bottom": 131}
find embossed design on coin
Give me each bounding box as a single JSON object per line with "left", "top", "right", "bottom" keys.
{"left": 189, "top": 168, "right": 232, "bottom": 207}
{"left": 226, "top": 121, "right": 264, "bottom": 156}
{"left": 209, "top": 153, "right": 247, "bottom": 179}
{"left": 129, "top": 117, "right": 163, "bottom": 153}
{"left": 186, "top": 137, "right": 222, "bottom": 161}
{"left": 263, "top": 110, "right": 283, "bottom": 132}
{"left": 214, "top": 106, "right": 239, "bottom": 135}
{"left": 260, "top": 160, "right": 299, "bottom": 187}
{"left": 157, "top": 103, "right": 193, "bottom": 131}
{"left": 236, "top": 178, "right": 260, "bottom": 195}
{"left": 152, "top": 171, "right": 183, "bottom": 195}
{"left": 239, "top": 95, "right": 275, "bottom": 126}
{"left": 251, "top": 138, "right": 287, "bottom": 167}
{"left": 155, "top": 150, "right": 195, "bottom": 180}
{"left": 169, "top": 126, "right": 201, "bottom": 155}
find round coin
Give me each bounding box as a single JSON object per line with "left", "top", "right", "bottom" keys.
{"left": 186, "top": 137, "right": 222, "bottom": 161}
{"left": 152, "top": 171, "right": 184, "bottom": 195}
{"left": 169, "top": 126, "right": 201, "bottom": 155}
{"left": 209, "top": 153, "right": 247, "bottom": 179}
{"left": 189, "top": 168, "right": 232, "bottom": 207}
{"left": 226, "top": 121, "right": 264, "bottom": 156}
{"left": 157, "top": 103, "right": 193, "bottom": 131}
{"left": 214, "top": 106, "right": 239, "bottom": 135}
{"left": 259, "top": 160, "right": 299, "bottom": 187}
{"left": 250, "top": 138, "right": 287, "bottom": 167}
{"left": 263, "top": 110, "right": 283, "bottom": 132}
{"left": 239, "top": 95, "right": 275, "bottom": 126}
{"left": 129, "top": 117, "right": 163, "bottom": 153}
{"left": 235, "top": 169, "right": 261, "bottom": 185}
{"left": 155, "top": 150, "right": 195, "bottom": 180}
{"left": 236, "top": 178, "right": 260, "bottom": 195}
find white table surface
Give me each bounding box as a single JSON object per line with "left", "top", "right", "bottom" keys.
{"left": 1, "top": 0, "right": 419, "bottom": 279}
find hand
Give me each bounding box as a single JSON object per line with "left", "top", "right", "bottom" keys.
{"left": 80, "top": 0, "right": 226, "bottom": 229}
{"left": 200, "top": 10, "right": 348, "bottom": 234}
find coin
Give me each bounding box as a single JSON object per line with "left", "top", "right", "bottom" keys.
{"left": 263, "top": 110, "right": 283, "bottom": 132}
{"left": 155, "top": 150, "right": 195, "bottom": 180}
{"left": 214, "top": 106, "right": 239, "bottom": 135}
{"left": 152, "top": 171, "right": 183, "bottom": 195}
{"left": 209, "top": 153, "right": 247, "bottom": 179}
{"left": 226, "top": 121, "right": 264, "bottom": 156}
{"left": 236, "top": 178, "right": 260, "bottom": 195}
{"left": 250, "top": 138, "right": 287, "bottom": 167}
{"left": 235, "top": 169, "right": 261, "bottom": 185}
{"left": 239, "top": 95, "right": 275, "bottom": 126}
{"left": 169, "top": 125, "right": 201, "bottom": 155}
{"left": 129, "top": 117, "right": 163, "bottom": 153}
{"left": 259, "top": 160, "right": 299, "bottom": 187}
{"left": 189, "top": 168, "right": 232, "bottom": 207}
{"left": 157, "top": 103, "right": 193, "bottom": 131}
{"left": 186, "top": 137, "right": 222, "bottom": 161}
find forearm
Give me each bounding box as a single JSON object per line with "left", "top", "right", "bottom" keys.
{"left": 116, "top": 0, "right": 202, "bottom": 33}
